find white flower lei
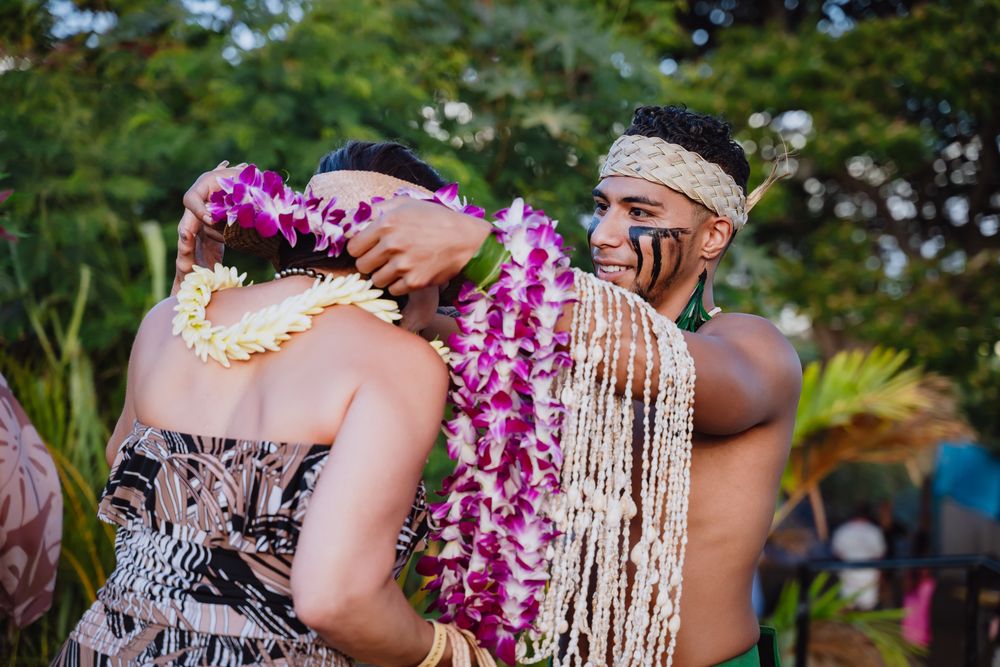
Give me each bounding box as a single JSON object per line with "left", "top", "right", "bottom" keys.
{"left": 171, "top": 264, "right": 402, "bottom": 367}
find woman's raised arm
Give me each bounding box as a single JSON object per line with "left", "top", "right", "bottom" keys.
{"left": 291, "top": 332, "right": 458, "bottom": 666}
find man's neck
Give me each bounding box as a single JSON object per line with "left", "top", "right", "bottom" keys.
{"left": 654, "top": 271, "right": 717, "bottom": 322}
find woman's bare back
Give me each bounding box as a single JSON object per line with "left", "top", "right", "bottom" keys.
{"left": 63, "top": 271, "right": 450, "bottom": 667}
{"left": 116, "top": 274, "right": 431, "bottom": 457}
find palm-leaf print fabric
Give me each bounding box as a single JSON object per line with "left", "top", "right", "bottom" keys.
{"left": 0, "top": 371, "right": 62, "bottom": 629}
{"left": 53, "top": 422, "right": 429, "bottom": 666}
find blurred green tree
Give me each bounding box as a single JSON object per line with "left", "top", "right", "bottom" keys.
{"left": 2, "top": 0, "right": 998, "bottom": 660}
{"left": 0, "top": 0, "right": 668, "bottom": 659}
{"left": 657, "top": 0, "right": 1000, "bottom": 441}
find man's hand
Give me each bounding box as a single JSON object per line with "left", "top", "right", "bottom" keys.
{"left": 347, "top": 198, "right": 491, "bottom": 296}
{"left": 171, "top": 161, "right": 245, "bottom": 296}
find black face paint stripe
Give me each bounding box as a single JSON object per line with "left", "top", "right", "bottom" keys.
{"left": 587, "top": 215, "right": 601, "bottom": 271}
{"left": 627, "top": 226, "right": 690, "bottom": 286}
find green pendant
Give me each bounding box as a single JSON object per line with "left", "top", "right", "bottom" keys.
{"left": 675, "top": 269, "right": 713, "bottom": 333}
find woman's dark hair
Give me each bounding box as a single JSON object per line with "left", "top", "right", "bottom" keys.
{"left": 315, "top": 141, "right": 446, "bottom": 188}
{"left": 625, "top": 105, "right": 750, "bottom": 194}
{"left": 277, "top": 141, "right": 445, "bottom": 272}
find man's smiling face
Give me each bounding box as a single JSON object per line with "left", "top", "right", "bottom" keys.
{"left": 589, "top": 175, "right": 713, "bottom": 311}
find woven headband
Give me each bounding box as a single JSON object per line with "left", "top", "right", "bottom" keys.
{"left": 600, "top": 134, "right": 780, "bottom": 231}
{"left": 305, "top": 170, "right": 433, "bottom": 209}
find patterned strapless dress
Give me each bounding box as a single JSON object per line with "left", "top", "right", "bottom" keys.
{"left": 53, "top": 421, "right": 430, "bottom": 666}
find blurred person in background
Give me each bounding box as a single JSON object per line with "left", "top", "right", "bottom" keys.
{"left": 831, "top": 503, "right": 886, "bottom": 610}
{"left": 0, "top": 371, "right": 62, "bottom": 631}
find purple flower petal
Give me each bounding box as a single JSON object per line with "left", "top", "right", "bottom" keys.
{"left": 354, "top": 201, "right": 372, "bottom": 222}
{"left": 255, "top": 212, "right": 279, "bottom": 237}
{"left": 436, "top": 182, "right": 459, "bottom": 202}
{"left": 236, "top": 203, "right": 256, "bottom": 228}
{"left": 237, "top": 164, "right": 260, "bottom": 186}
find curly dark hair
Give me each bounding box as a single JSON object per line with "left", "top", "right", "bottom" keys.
{"left": 625, "top": 105, "right": 750, "bottom": 194}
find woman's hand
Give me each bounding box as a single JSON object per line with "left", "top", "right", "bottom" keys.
{"left": 171, "top": 161, "right": 246, "bottom": 296}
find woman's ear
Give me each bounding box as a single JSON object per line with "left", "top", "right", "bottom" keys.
{"left": 439, "top": 279, "right": 462, "bottom": 309}
{"left": 400, "top": 286, "right": 439, "bottom": 333}
{"left": 701, "top": 215, "right": 735, "bottom": 262}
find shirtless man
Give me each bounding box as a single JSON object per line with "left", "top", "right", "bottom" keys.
{"left": 343, "top": 105, "right": 801, "bottom": 666}
{"left": 175, "top": 106, "right": 800, "bottom": 665}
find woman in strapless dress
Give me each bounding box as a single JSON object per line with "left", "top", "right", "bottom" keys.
{"left": 53, "top": 142, "right": 477, "bottom": 666}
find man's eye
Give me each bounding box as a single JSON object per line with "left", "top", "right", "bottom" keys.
{"left": 630, "top": 208, "right": 649, "bottom": 217}
{"left": 594, "top": 202, "right": 608, "bottom": 213}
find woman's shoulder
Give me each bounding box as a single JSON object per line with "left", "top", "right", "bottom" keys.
{"left": 146, "top": 295, "right": 178, "bottom": 323}
{"left": 322, "top": 307, "right": 449, "bottom": 379}
{"left": 133, "top": 291, "right": 447, "bottom": 387}
{"left": 132, "top": 296, "right": 178, "bottom": 346}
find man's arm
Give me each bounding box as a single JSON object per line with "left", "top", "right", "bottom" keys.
{"left": 350, "top": 201, "right": 802, "bottom": 435}
{"left": 172, "top": 209, "right": 225, "bottom": 295}
{"left": 554, "top": 291, "right": 800, "bottom": 435}
{"left": 349, "top": 198, "right": 491, "bottom": 295}
{"left": 681, "top": 315, "right": 802, "bottom": 435}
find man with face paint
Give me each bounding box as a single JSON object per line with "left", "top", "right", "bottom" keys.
{"left": 352, "top": 106, "right": 798, "bottom": 666}
{"left": 174, "top": 106, "right": 800, "bottom": 666}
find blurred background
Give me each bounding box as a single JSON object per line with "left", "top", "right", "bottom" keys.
{"left": 1, "top": 0, "right": 998, "bottom": 664}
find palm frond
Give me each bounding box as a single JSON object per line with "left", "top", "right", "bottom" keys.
{"left": 794, "top": 347, "right": 931, "bottom": 447}
{"left": 776, "top": 348, "right": 972, "bottom": 530}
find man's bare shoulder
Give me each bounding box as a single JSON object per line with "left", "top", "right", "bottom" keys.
{"left": 700, "top": 312, "right": 802, "bottom": 401}
{"left": 700, "top": 311, "right": 790, "bottom": 346}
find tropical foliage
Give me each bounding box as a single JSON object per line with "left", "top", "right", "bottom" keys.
{"left": 1, "top": 0, "right": 996, "bottom": 662}
{"left": 766, "top": 572, "right": 923, "bottom": 667}
{"left": 664, "top": 0, "right": 1000, "bottom": 441}
{"left": 775, "top": 347, "right": 972, "bottom": 535}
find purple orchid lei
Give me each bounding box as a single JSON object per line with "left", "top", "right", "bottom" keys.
{"left": 206, "top": 164, "right": 380, "bottom": 256}
{"left": 204, "top": 164, "right": 575, "bottom": 662}
{"left": 410, "top": 193, "right": 575, "bottom": 663}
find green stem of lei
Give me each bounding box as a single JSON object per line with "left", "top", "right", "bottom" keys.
{"left": 461, "top": 229, "right": 511, "bottom": 291}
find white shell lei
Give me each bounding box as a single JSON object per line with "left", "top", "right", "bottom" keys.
{"left": 520, "top": 269, "right": 697, "bottom": 667}
{"left": 171, "top": 264, "right": 402, "bottom": 367}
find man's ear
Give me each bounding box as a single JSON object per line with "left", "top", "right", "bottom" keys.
{"left": 701, "top": 215, "right": 735, "bottom": 262}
